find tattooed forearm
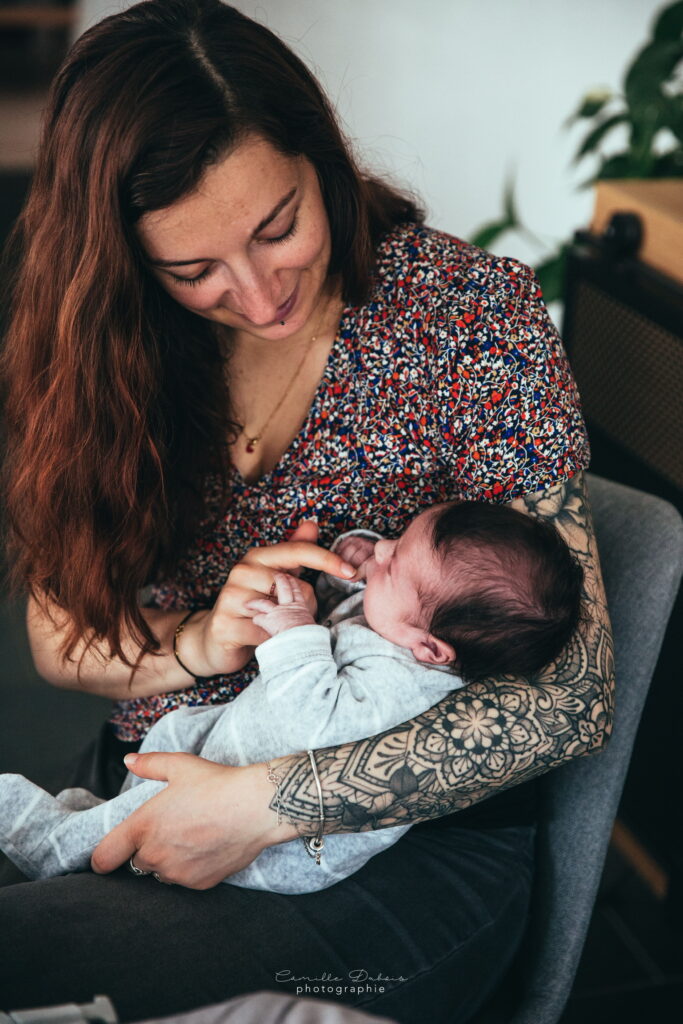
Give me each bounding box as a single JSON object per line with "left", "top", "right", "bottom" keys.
{"left": 273, "top": 471, "right": 615, "bottom": 834}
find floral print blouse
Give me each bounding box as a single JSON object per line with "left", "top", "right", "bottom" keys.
{"left": 110, "top": 223, "right": 589, "bottom": 741}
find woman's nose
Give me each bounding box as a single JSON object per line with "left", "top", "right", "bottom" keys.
{"left": 223, "top": 266, "right": 277, "bottom": 325}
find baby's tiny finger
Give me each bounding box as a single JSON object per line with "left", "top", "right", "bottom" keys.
{"left": 274, "top": 571, "right": 296, "bottom": 604}
{"left": 287, "top": 574, "right": 306, "bottom": 600}
{"left": 250, "top": 613, "right": 274, "bottom": 634}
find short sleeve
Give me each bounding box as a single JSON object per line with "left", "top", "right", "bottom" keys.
{"left": 435, "top": 259, "right": 590, "bottom": 502}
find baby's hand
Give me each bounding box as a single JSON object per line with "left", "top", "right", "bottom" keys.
{"left": 245, "top": 572, "right": 317, "bottom": 638}
{"left": 335, "top": 536, "right": 377, "bottom": 577}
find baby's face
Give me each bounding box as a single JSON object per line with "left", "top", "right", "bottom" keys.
{"left": 362, "top": 507, "right": 443, "bottom": 649}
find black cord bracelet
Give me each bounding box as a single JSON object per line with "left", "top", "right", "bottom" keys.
{"left": 173, "top": 609, "right": 202, "bottom": 679}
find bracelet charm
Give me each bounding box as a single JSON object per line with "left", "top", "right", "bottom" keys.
{"left": 304, "top": 749, "right": 325, "bottom": 865}
{"left": 266, "top": 760, "right": 284, "bottom": 826}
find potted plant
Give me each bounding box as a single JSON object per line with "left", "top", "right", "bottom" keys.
{"left": 471, "top": 0, "right": 683, "bottom": 303}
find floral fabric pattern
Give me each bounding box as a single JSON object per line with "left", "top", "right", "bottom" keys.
{"left": 110, "top": 223, "right": 590, "bottom": 741}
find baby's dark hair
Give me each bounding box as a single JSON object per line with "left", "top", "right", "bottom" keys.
{"left": 426, "top": 501, "right": 584, "bottom": 682}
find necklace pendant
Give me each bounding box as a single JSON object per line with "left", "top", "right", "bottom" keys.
{"left": 245, "top": 437, "right": 259, "bottom": 453}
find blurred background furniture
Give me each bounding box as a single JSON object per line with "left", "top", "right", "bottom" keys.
{"left": 479, "top": 475, "right": 683, "bottom": 1023}
{"left": 562, "top": 194, "right": 683, "bottom": 922}
{"left": 0, "top": 2, "right": 76, "bottom": 89}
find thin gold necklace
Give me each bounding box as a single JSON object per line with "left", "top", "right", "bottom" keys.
{"left": 238, "top": 300, "right": 339, "bottom": 454}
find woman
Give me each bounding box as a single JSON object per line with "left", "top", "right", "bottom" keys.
{"left": 0, "top": 1, "right": 613, "bottom": 1021}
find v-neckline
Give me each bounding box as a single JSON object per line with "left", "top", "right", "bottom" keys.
{"left": 230, "top": 303, "right": 351, "bottom": 489}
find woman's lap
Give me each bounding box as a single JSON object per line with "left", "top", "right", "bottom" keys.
{"left": 0, "top": 818, "right": 534, "bottom": 1023}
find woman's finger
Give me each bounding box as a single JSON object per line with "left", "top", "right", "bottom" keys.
{"left": 225, "top": 561, "right": 282, "bottom": 595}
{"left": 287, "top": 519, "right": 319, "bottom": 543}
{"left": 122, "top": 751, "right": 200, "bottom": 782}
{"left": 243, "top": 539, "right": 356, "bottom": 580}
{"left": 285, "top": 520, "right": 319, "bottom": 573}
{"left": 207, "top": 594, "right": 272, "bottom": 648}
{"left": 91, "top": 752, "right": 199, "bottom": 874}
{"left": 91, "top": 815, "right": 139, "bottom": 874}
{"left": 213, "top": 581, "right": 286, "bottom": 620}
{"left": 244, "top": 598, "right": 277, "bottom": 615}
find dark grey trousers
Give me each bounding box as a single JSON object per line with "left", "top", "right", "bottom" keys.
{"left": 0, "top": 727, "right": 535, "bottom": 1024}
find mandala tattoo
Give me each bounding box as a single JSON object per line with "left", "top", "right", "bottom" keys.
{"left": 274, "top": 471, "right": 615, "bottom": 834}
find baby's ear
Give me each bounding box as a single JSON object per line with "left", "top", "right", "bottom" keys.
{"left": 412, "top": 635, "right": 456, "bottom": 666}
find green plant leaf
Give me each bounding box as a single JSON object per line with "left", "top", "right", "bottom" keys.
{"left": 503, "top": 175, "right": 519, "bottom": 223}
{"left": 469, "top": 176, "right": 520, "bottom": 250}
{"left": 651, "top": 148, "right": 683, "bottom": 175}
{"left": 562, "top": 89, "right": 613, "bottom": 130}
{"left": 628, "top": 103, "right": 664, "bottom": 176}
{"left": 653, "top": 1, "right": 683, "bottom": 43}
{"left": 596, "top": 152, "right": 645, "bottom": 179}
{"left": 572, "top": 112, "right": 629, "bottom": 164}
{"left": 533, "top": 248, "right": 569, "bottom": 305}
{"left": 663, "top": 94, "right": 683, "bottom": 144}
{"left": 575, "top": 151, "right": 639, "bottom": 190}
{"left": 469, "top": 218, "right": 515, "bottom": 250}
{"left": 624, "top": 40, "right": 683, "bottom": 111}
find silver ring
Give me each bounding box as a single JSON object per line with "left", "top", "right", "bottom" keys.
{"left": 127, "top": 855, "right": 151, "bottom": 877}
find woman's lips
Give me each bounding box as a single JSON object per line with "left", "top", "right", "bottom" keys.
{"left": 234, "top": 283, "right": 298, "bottom": 328}
{"left": 275, "top": 285, "right": 298, "bottom": 322}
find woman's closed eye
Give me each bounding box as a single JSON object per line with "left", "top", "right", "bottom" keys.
{"left": 260, "top": 213, "right": 298, "bottom": 247}
{"left": 171, "top": 265, "right": 216, "bottom": 287}
{"left": 170, "top": 215, "right": 299, "bottom": 287}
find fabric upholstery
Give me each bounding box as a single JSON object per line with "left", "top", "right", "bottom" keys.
{"left": 506, "top": 473, "right": 683, "bottom": 1023}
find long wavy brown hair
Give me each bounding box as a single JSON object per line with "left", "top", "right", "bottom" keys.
{"left": 0, "top": 0, "right": 423, "bottom": 675}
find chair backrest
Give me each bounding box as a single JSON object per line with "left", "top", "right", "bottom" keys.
{"left": 507, "top": 473, "right": 683, "bottom": 1023}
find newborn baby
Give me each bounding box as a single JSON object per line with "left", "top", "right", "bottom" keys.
{"left": 0, "top": 500, "right": 583, "bottom": 893}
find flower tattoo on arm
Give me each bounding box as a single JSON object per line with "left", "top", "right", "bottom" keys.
{"left": 273, "top": 471, "right": 615, "bottom": 835}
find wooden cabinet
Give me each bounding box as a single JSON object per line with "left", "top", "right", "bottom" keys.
{"left": 591, "top": 179, "right": 683, "bottom": 285}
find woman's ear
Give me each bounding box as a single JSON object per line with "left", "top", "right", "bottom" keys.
{"left": 412, "top": 634, "right": 456, "bottom": 665}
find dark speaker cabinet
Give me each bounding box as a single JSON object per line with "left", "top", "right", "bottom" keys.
{"left": 562, "top": 226, "right": 683, "bottom": 913}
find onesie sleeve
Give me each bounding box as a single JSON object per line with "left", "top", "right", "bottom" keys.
{"left": 255, "top": 623, "right": 458, "bottom": 751}
{"left": 435, "top": 259, "right": 590, "bottom": 503}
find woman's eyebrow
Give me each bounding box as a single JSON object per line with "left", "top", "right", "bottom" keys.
{"left": 149, "top": 187, "right": 298, "bottom": 268}
{"left": 253, "top": 185, "right": 297, "bottom": 233}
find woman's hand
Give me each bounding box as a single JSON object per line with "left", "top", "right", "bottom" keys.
{"left": 180, "top": 520, "right": 356, "bottom": 677}
{"left": 90, "top": 752, "right": 298, "bottom": 889}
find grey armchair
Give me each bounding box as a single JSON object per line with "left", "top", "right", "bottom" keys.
{"left": 479, "top": 473, "right": 683, "bottom": 1023}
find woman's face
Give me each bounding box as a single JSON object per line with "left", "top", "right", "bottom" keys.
{"left": 137, "top": 135, "right": 333, "bottom": 343}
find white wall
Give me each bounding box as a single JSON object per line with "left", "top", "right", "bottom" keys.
{"left": 77, "top": 1, "right": 666, "bottom": 317}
